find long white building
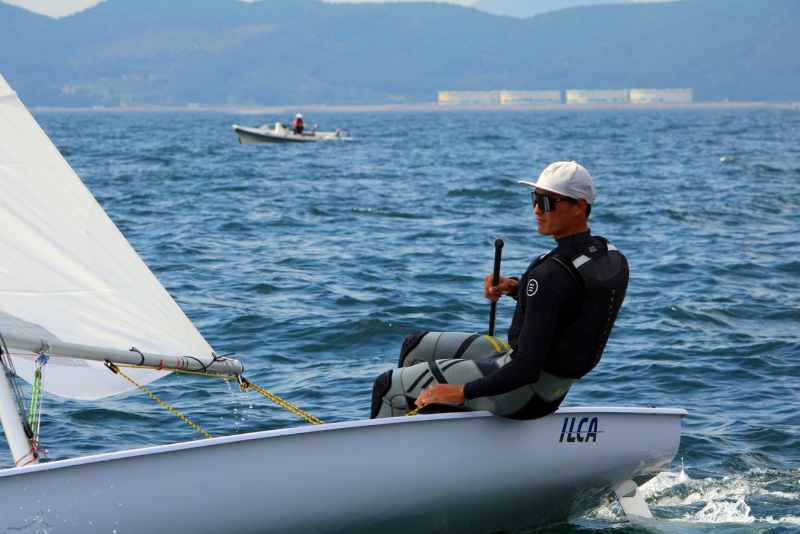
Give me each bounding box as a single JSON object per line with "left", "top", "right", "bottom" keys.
{"left": 629, "top": 88, "right": 693, "bottom": 103}
{"left": 438, "top": 88, "right": 694, "bottom": 105}
{"left": 438, "top": 91, "right": 499, "bottom": 105}
{"left": 566, "top": 89, "right": 629, "bottom": 104}
{"left": 499, "top": 90, "right": 561, "bottom": 104}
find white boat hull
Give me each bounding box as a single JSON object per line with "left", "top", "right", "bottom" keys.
{"left": 232, "top": 124, "right": 350, "bottom": 144}
{"left": 0, "top": 407, "right": 685, "bottom": 533}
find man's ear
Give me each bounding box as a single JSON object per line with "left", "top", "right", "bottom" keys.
{"left": 574, "top": 198, "right": 588, "bottom": 216}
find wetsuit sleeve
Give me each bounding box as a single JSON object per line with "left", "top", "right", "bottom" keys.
{"left": 463, "top": 261, "right": 581, "bottom": 399}
{"left": 507, "top": 277, "right": 520, "bottom": 301}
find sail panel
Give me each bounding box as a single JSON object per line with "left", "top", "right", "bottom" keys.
{"left": 9, "top": 355, "right": 163, "bottom": 400}
{"left": 0, "top": 73, "right": 219, "bottom": 399}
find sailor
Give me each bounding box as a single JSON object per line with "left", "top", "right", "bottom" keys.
{"left": 371, "top": 162, "right": 629, "bottom": 420}
{"left": 293, "top": 113, "right": 305, "bottom": 135}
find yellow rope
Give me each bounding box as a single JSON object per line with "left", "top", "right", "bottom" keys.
{"left": 405, "top": 402, "right": 429, "bottom": 417}
{"left": 240, "top": 379, "right": 324, "bottom": 425}
{"left": 104, "top": 361, "right": 212, "bottom": 439}
{"left": 115, "top": 363, "right": 325, "bottom": 427}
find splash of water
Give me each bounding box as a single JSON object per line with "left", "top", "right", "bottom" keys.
{"left": 691, "top": 498, "right": 754, "bottom": 523}
{"left": 590, "top": 466, "right": 800, "bottom": 526}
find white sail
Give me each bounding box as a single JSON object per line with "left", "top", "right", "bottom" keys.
{"left": 0, "top": 73, "right": 228, "bottom": 400}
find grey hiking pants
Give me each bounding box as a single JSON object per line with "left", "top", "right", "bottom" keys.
{"left": 371, "top": 332, "right": 574, "bottom": 419}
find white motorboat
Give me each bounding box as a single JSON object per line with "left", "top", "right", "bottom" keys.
{"left": 0, "top": 71, "right": 685, "bottom": 532}
{"left": 232, "top": 122, "right": 352, "bottom": 144}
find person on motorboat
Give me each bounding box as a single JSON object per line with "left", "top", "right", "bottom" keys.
{"left": 371, "top": 161, "right": 629, "bottom": 420}
{"left": 293, "top": 113, "right": 305, "bottom": 135}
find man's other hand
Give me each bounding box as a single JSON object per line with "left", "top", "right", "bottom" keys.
{"left": 415, "top": 384, "right": 467, "bottom": 407}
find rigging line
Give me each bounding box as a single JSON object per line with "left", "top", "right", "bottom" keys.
{"left": 28, "top": 354, "right": 48, "bottom": 457}
{"left": 184, "top": 356, "right": 208, "bottom": 373}
{"left": 34, "top": 359, "right": 46, "bottom": 451}
{"left": 28, "top": 363, "right": 41, "bottom": 427}
{"left": 0, "top": 335, "right": 27, "bottom": 411}
{"left": 104, "top": 361, "right": 212, "bottom": 440}
{"left": 114, "top": 366, "right": 324, "bottom": 426}
{"left": 238, "top": 377, "right": 324, "bottom": 426}
{"left": 129, "top": 347, "right": 145, "bottom": 366}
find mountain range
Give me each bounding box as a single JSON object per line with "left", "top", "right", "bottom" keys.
{"left": 0, "top": 0, "right": 797, "bottom": 106}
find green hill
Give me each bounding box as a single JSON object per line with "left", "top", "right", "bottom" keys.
{"left": 0, "top": 0, "right": 797, "bottom": 106}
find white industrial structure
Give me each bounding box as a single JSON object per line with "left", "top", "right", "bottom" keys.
{"left": 438, "top": 91, "right": 499, "bottom": 105}
{"left": 438, "top": 88, "right": 694, "bottom": 106}
{"left": 566, "top": 89, "right": 629, "bottom": 104}
{"left": 500, "top": 90, "right": 561, "bottom": 104}
{"left": 629, "top": 88, "right": 693, "bottom": 103}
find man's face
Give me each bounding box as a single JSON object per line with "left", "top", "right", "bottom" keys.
{"left": 533, "top": 188, "right": 578, "bottom": 238}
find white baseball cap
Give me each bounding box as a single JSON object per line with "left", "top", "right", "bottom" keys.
{"left": 296, "top": 113, "right": 303, "bottom": 118}
{"left": 518, "top": 161, "right": 595, "bottom": 205}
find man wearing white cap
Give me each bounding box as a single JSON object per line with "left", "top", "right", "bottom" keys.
{"left": 371, "top": 161, "right": 629, "bottom": 420}
{"left": 293, "top": 113, "right": 305, "bottom": 135}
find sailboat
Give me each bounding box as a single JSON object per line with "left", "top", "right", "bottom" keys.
{"left": 0, "top": 71, "right": 686, "bottom": 533}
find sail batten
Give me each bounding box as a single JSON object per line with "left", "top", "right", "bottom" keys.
{"left": 0, "top": 72, "right": 241, "bottom": 399}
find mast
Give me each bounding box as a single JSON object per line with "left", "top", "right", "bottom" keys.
{"left": 0, "top": 370, "right": 37, "bottom": 467}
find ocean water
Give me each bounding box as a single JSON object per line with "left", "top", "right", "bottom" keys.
{"left": 5, "top": 108, "right": 800, "bottom": 531}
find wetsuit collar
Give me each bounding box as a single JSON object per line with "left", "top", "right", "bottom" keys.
{"left": 555, "top": 230, "right": 593, "bottom": 249}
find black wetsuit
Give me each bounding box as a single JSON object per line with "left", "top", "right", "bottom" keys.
{"left": 463, "top": 230, "right": 624, "bottom": 418}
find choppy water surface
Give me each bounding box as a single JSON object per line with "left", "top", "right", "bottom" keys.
{"left": 8, "top": 108, "right": 800, "bottom": 531}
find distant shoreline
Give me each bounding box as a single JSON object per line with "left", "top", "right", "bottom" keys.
{"left": 30, "top": 101, "right": 800, "bottom": 113}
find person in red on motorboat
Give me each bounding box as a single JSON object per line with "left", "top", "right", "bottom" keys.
{"left": 293, "top": 113, "right": 305, "bottom": 135}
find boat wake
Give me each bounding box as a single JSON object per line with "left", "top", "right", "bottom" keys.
{"left": 585, "top": 466, "right": 800, "bottom": 528}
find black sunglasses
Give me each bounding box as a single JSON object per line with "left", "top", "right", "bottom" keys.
{"left": 531, "top": 192, "right": 575, "bottom": 212}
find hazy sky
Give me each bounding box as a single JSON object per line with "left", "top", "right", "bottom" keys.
{"left": 2, "top": 0, "right": 674, "bottom": 19}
